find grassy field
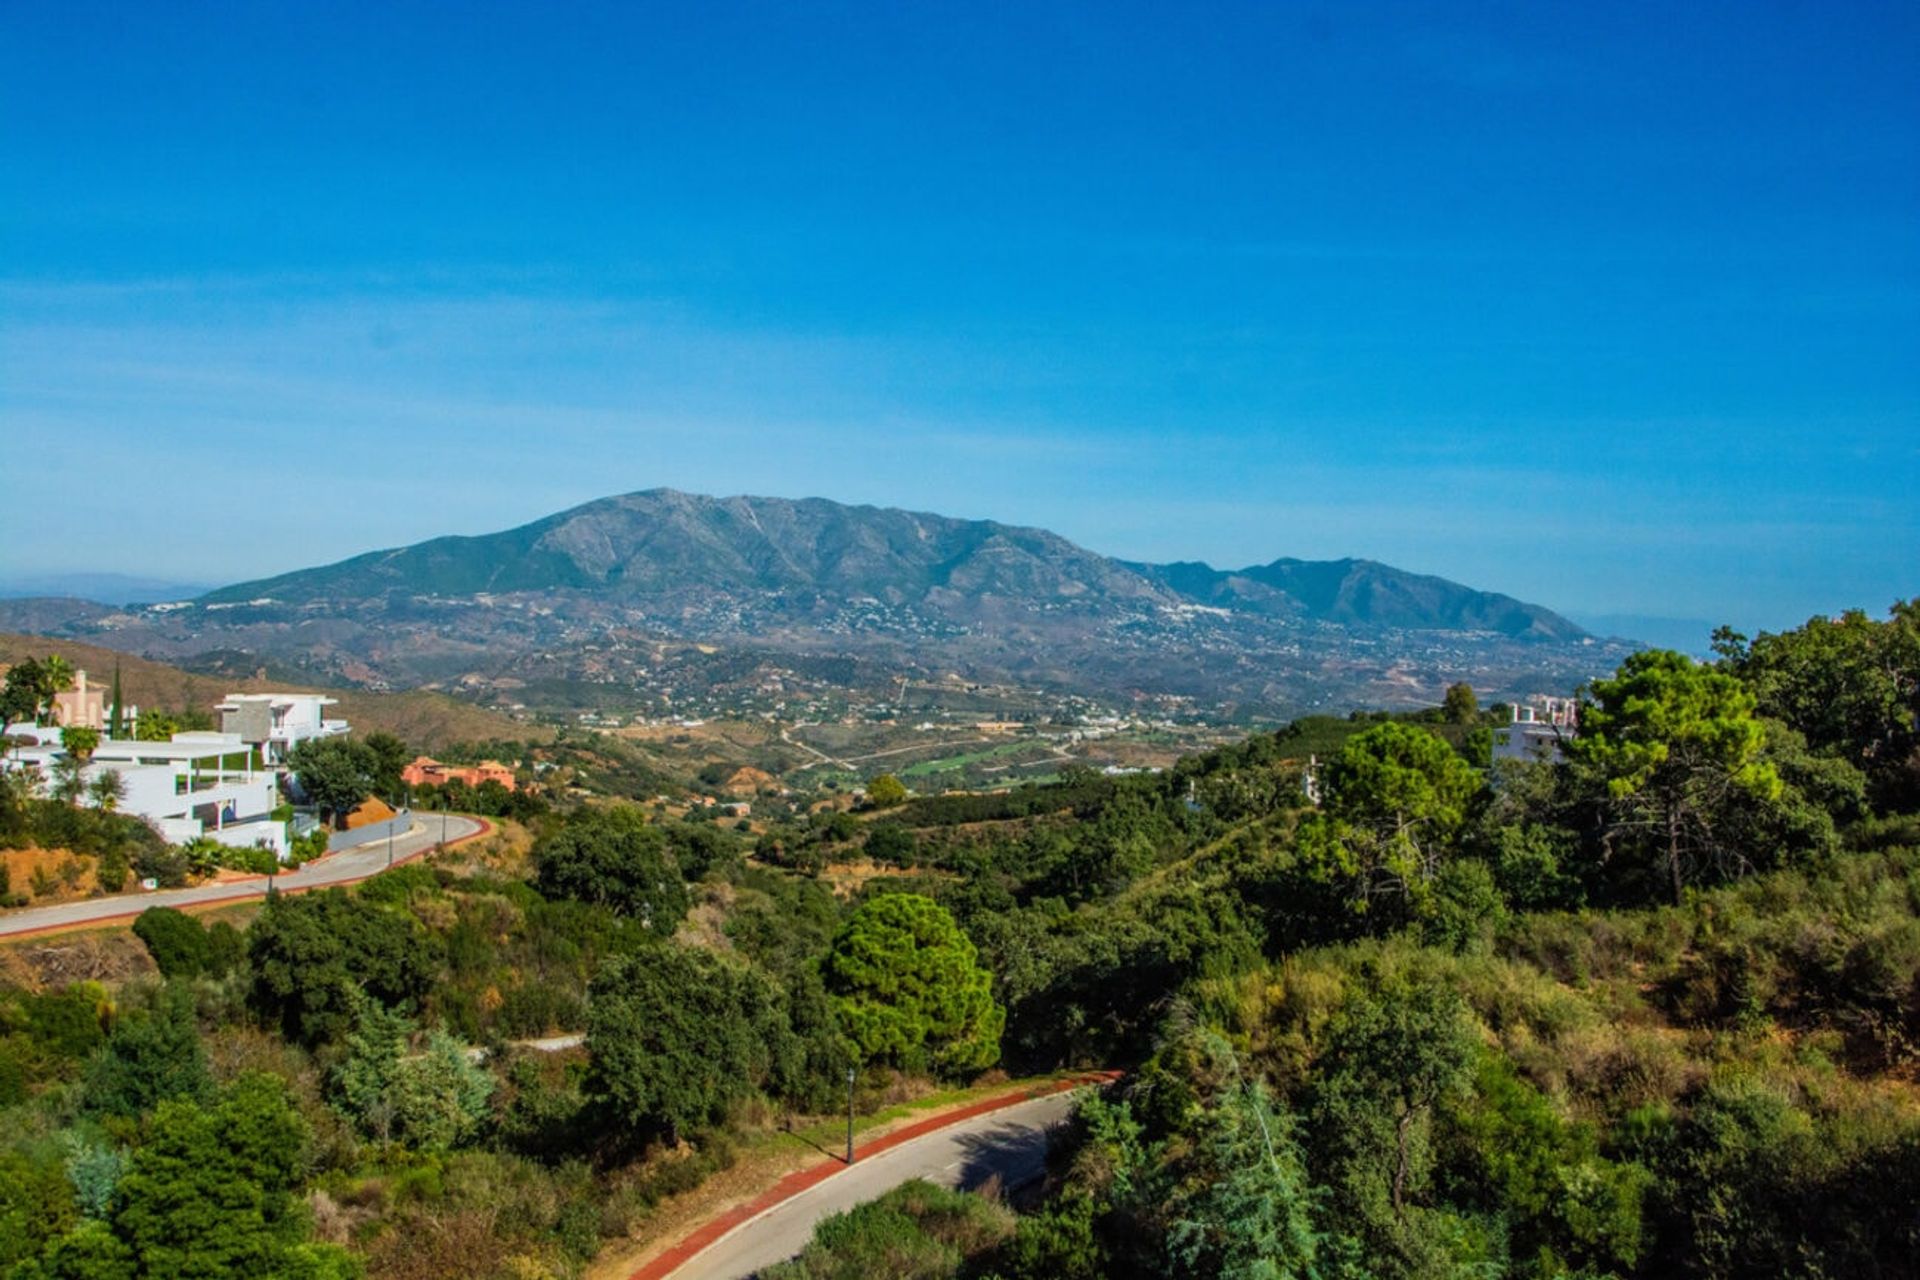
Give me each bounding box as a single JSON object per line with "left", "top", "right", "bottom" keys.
{"left": 898, "top": 740, "right": 1055, "bottom": 778}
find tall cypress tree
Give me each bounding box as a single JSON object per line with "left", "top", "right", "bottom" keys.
{"left": 109, "top": 663, "right": 125, "bottom": 739}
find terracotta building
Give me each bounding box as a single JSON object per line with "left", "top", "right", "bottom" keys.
{"left": 401, "top": 755, "right": 518, "bottom": 791}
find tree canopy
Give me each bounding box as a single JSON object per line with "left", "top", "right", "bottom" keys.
{"left": 587, "top": 945, "right": 792, "bottom": 1141}
{"left": 246, "top": 888, "right": 439, "bottom": 1045}
{"left": 866, "top": 774, "right": 910, "bottom": 808}
{"left": 287, "top": 736, "right": 380, "bottom": 827}
{"left": 1568, "top": 649, "right": 1783, "bottom": 902}
{"left": 1294, "top": 721, "right": 1485, "bottom": 925}
{"left": 533, "top": 804, "right": 689, "bottom": 935}
{"left": 823, "top": 893, "right": 1002, "bottom": 1075}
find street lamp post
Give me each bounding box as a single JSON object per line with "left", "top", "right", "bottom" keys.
{"left": 846, "top": 1065, "right": 857, "bottom": 1165}
{"left": 386, "top": 819, "right": 395, "bottom": 869}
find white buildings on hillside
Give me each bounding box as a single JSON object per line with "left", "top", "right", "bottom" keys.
{"left": 2, "top": 689, "right": 352, "bottom": 860}
{"left": 215, "top": 693, "right": 349, "bottom": 765}
{"left": 89, "top": 733, "right": 287, "bottom": 857}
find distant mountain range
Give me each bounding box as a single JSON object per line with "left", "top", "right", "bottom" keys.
{"left": 1, "top": 490, "right": 1626, "bottom": 716}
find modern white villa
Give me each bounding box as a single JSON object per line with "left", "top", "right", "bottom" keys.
{"left": 1493, "top": 695, "right": 1580, "bottom": 765}
{"left": 215, "top": 692, "right": 350, "bottom": 765}
{"left": 2, "top": 689, "right": 355, "bottom": 860}
{"left": 90, "top": 732, "right": 288, "bottom": 857}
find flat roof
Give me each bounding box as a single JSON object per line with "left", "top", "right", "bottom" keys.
{"left": 94, "top": 734, "right": 253, "bottom": 763}
{"left": 217, "top": 693, "right": 337, "bottom": 705}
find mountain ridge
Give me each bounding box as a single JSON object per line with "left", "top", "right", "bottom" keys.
{"left": 202, "top": 488, "right": 1585, "bottom": 641}
{"left": 1, "top": 490, "right": 1624, "bottom": 717}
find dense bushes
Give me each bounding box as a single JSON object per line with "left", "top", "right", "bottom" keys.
{"left": 133, "top": 907, "right": 242, "bottom": 980}
{"left": 763, "top": 1179, "right": 1016, "bottom": 1280}
{"left": 532, "top": 804, "right": 689, "bottom": 934}
{"left": 247, "top": 888, "right": 441, "bottom": 1045}
{"left": 587, "top": 945, "right": 795, "bottom": 1142}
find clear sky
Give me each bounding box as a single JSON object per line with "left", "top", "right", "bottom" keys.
{"left": 2, "top": 1, "right": 1915, "bottom": 634}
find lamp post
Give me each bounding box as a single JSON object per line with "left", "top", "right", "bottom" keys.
{"left": 386, "top": 818, "right": 395, "bottom": 869}
{"left": 845, "top": 1065, "right": 857, "bottom": 1165}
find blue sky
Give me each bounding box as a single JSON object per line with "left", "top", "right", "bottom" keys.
{"left": 2, "top": 1, "right": 1915, "bottom": 634}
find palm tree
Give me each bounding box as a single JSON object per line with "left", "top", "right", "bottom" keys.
{"left": 136, "top": 709, "right": 180, "bottom": 742}
{"left": 88, "top": 769, "right": 126, "bottom": 813}
{"left": 51, "top": 755, "right": 85, "bottom": 807}
{"left": 38, "top": 655, "right": 73, "bottom": 725}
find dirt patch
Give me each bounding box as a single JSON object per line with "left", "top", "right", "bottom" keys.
{"left": 428, "top": 817, "right": 532, "bottom": 878}
{"left": 675, "top": 883, "right": 738, "bottom": 954}
{"left": 723, "top": 766, "right": 779, "bottom": 796}
{"left": 2, "top": 846, "right": 105, "bottom": 905}
{"left": 819, "top": 860, "right": 955, "bottom": 899}
{"left": 0, "top": 928, "right": 155, "bottom": 991}
{"left": 344, "top": 797, "right": 398, "bottom": 830}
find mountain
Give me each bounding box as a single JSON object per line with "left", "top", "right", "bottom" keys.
{"left": 2, "top": 490, "right": 1621, "bottom": 716}
{"left": 204, "top": 491, "right": 1174, "bottom": 616}
{"left": 1127, "top": 557, "right": 1581, "bottom": 639}
{"left": 203, "top": 489, "right": 1582, "bottom": 638}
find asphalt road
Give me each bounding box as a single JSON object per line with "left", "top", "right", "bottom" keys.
{"left": 668, "top": 1089, "right": 1079, "bottom": 1280}
{"left": 0, "top": 812, "right": 487, "bottom": 937}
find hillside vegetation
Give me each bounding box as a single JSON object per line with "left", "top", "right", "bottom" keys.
{"left": 0, "top": 601, "right": 1914, "bottom": 1279}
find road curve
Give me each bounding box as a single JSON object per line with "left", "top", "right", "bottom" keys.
{"left": 648, "top": 1083, "right": 1097, "bottom": 1280}
{"left": 0, "top": 812, "right": 491, "bottom": 939}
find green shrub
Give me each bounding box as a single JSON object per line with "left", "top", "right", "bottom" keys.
{"left": 763, "top": 1179, "right": 1013, "bottom": 1280}
{"left": 133, "top": 908, "right": 211, "bottom": 979}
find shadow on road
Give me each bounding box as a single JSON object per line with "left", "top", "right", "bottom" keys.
{"left": 947, "top": 1119, "right": 1065, "bottom": 1195}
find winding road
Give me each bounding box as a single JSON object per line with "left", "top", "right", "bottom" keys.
{"left": 649, "top": 1085, "right": 1086, "bottom": 1280}
{"left": 0, "top": 812, "right": 490, "bottom": 939}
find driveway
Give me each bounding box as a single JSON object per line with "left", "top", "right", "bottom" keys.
{"left": 0, "top": 812, "right": 489, "bottom": 938}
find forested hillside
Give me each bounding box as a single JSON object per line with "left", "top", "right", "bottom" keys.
{"left": 2, "top": 602, "right": 1916, "bottom": 1279}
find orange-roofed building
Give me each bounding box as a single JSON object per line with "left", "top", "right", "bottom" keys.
{"left": 401, "top": 756, "right": 518, "bottom": 791}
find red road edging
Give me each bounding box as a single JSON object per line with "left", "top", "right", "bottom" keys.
{"left": 0, "top": 815, "right": 495, "bottom": 942}
{"left": 629, "top": 1070, "right": 1122, "bottom": 1280}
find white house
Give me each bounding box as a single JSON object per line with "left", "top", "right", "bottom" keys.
{"left": 1493, "top": 696, "right": 1580, "bottom": 766}
{"left": 89, "top": 732, "right": 288, "bottom": 857}
{"left": 214, "top": 693, "right": 349, "bottom": 765}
